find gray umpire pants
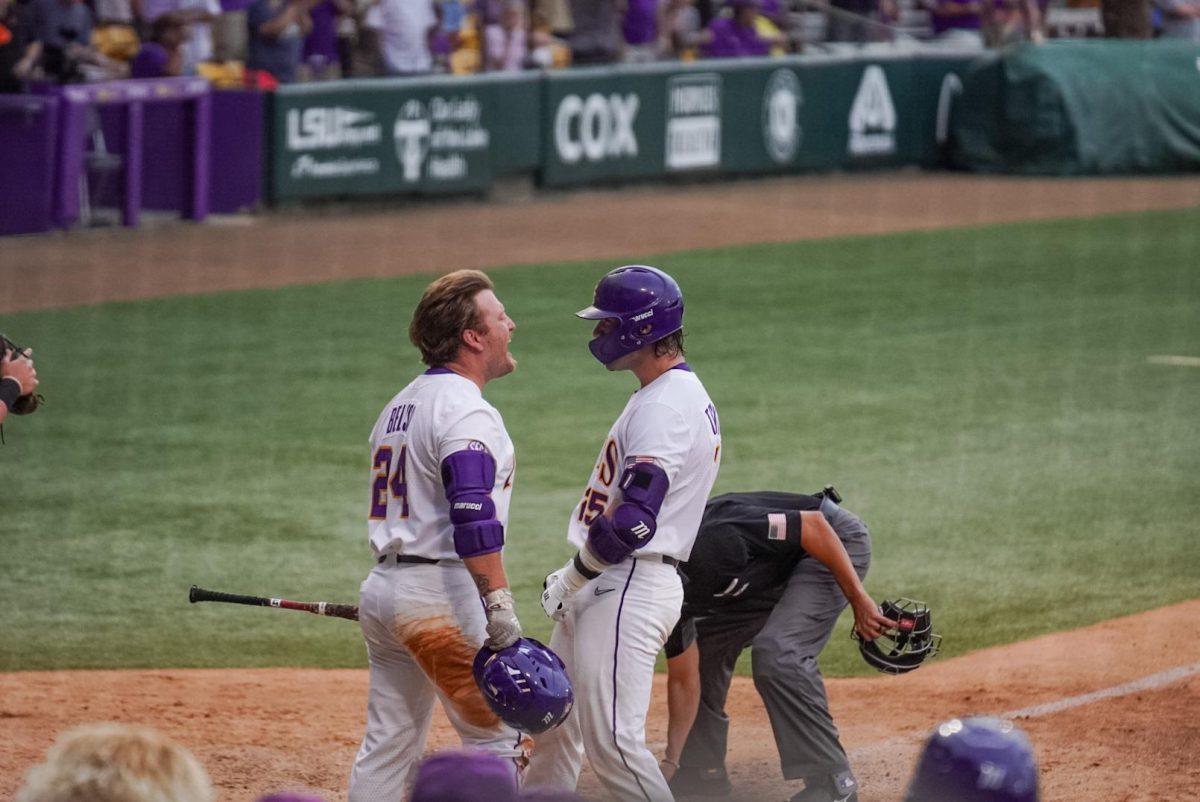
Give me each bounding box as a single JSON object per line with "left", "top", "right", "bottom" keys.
{"left": 679, "top": 498, "right": 872, "bottom": 783}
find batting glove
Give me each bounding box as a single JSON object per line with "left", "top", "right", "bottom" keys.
{"left": 482, "top": 588, "right": 522, "bottom": 650}
{"left": 541, "top": 570, "right": 572, "bottom": 622}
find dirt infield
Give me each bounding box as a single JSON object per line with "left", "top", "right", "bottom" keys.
{"left": 2, "top": 602, "right": 1197, "bottom": 801}
{"left": 5, "top": 172, "right": 1200, "bottom": 314}
{"left": 3, "top": 173, "right": 1200, "bottom": 801}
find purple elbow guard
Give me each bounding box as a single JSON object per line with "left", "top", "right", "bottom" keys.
{"left": 453, "top": 519, "right": 505, "bottom": 558}
{"left": 587, "top": 516, "right": 633, "bottom": 565}
{"left": 442, "top": 449, "right": 504, "bottom": 558}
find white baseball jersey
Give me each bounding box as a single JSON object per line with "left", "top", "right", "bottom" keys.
{"left": 367, "top": 368, "right": 515, "bottom": 560}
{"left": 567, "top": 364, "right": 722, "bottom": 561}
{"left": 528, "top": 363, "right": 721, "bottom": 802}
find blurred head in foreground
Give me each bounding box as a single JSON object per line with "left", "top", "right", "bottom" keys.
{"left": 411, "top": 750, "right": 519, "bottom": 802}
{"left": 16, "top": 723, "right": 215, "bottom": 802}
{"left": 903, "top": 716, "right": 1039, "bottom": 802}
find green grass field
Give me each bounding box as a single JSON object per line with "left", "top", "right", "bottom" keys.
{"left": 3, "top": 208, "right": 1198, "bottom": 675}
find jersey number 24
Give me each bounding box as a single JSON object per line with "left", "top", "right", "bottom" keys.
{"left": 370, "top": 445, "right": 409, "bottom": 519}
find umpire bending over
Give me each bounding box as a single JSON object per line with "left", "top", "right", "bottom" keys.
{"left": 662, "top": 488, "right": 894, "bottom": 802}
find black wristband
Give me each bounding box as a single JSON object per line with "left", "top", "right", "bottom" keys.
{"left": 573, "top": 552, "right": 601, "bottom": 581}
{"left": 0, "top": 377, "right": 20, "bottom": 409}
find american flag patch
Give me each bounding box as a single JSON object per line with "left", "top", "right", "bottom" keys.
{"left": 767, "top": 513, "right": 787, "bottom": 541}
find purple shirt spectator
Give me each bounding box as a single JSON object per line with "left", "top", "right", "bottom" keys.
{"left": 302, "top": 0, "right": 338, "bottom": 65}
{"left": 701, "top": 13, "right": 769, "bottom": 56}
{"left": 129, "top": 41, "right": 169, "bottom": 76}
{"left": 622, "top": 0, "right": 659, "bottom": 45}
{"left": 929, "top": 0, "right": 982, "bottom": 34}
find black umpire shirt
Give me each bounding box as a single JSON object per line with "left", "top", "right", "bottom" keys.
{"left": 665, "top": 491, "right": 829, "bottom": 659}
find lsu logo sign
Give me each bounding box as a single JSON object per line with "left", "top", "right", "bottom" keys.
{"left": 554, "top": 93, "right": 640, "bottom": 164}
{"left": 286, "top": 107, "right": 382, "bottom": 151}
{"left": 847, "top": 65, "right": 897, "bottom": 157}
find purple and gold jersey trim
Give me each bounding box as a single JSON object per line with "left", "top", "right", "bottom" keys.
{"left": 424, "top": 366, "right": 456, "bottom": 376}
{"left": 669, "top": 363, "right": 693, "bottom": 372}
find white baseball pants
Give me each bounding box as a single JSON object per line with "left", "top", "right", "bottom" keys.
{"left": 526, "top": 557, "right": 683, "bottom": 802}
{"left": 348, "top": 561, "right": 526, "bottom": 802}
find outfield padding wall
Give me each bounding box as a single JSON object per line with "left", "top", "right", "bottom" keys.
{"left": 269, "top": 52, "right": 976, "bottom": 201}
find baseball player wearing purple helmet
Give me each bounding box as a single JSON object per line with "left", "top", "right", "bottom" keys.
{"left": 527, "top": 265, "right": 722, "bottom": 802}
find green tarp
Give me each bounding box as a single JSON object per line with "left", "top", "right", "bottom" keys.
{"left": 952, "top": 41, "right": 1200, "bottom": 174}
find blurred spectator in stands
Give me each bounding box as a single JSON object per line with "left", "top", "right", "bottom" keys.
{"left": 826, "top": 0, "right": 898, "bottom": 42}
{"left": 1155, "top": 0, "right": 1200, "bottom": 37}
{"left": 129, "top": 10, "right": 185, "bottom": 75}
{"left": 92, "top": 0, "right": 139, "bottom": 63}
{"left": 533, "top": 0, "right": 571, "bottom": 37}
{"left": 923, "top": 0, "right": 984, "bottom": 45}
{"left": 662, "top": 0, "right": 702, "bottom": 58}
{"left": 0, "top": 0, "right": 37, "bottom": 90}
{"left": 15, "top": 723, "right": 215, "bottom": 802}
{"left": 300, "top": 0, "right": 348, "bottom": 77}
{"left": 212, "top": 0, "right": 252, "bottom": 63}
{"left": 484, "top": 0, "right": 527, "bottom": 69}
{"left": 139, "top": 0, "right": 221, "bottom": 73}
{"left": 528, "top": 2, "right": 571, "bottom": 65}
{"left": 347, "top": 0, "right": 381, "bottom": 75}
{"left": 427, "top": 0, "right": 454, "bottom": 71}
{"left": 411, "top": 750, "right": 519, "bottom": 802}
{"left": 752, "top": 0, "right": 790, "bottom": 51}
{"left": 621, "top": 0, "right": 659, "bottom": 61}
{"left": 373, "top": 0, "right": 434, "bottom": 75}
{"left": 246, "top": 0, "right": 311, "bottom": 82}
{"left": 981, "top": 0, "right": 1043, "bottom": 45}
{"left": 26, "top": 0, "right": 119, "bottom": 81}
{"left": 699, "top": 0, "right": 782, "bottom": 57}
{"left": 567, "top": 0, "right": 621, "bottom": 64}
{"left": 1101, "top": 0, "right": 1151, "bottom": 36}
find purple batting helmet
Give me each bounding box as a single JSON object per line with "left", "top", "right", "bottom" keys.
{"left": 473, "top": 638, "right": 574, "bottom": 734}
{"left": 411, "top": 750, "right": 518, "bottom": 802}
{"left": 903, "top": 717, "right": 1039, "bottom": 802}
{"left": 576, "top": 265, "right": 684, "bottom": 365}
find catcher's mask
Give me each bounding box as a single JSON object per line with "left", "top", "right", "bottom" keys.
{"left": 853, "top": 598, "right": 941, "bottom": 674}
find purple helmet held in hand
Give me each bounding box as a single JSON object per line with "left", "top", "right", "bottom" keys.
{"left": 576, "top": 265, "right": 684, "bottom": 365}
{"left": 473, "top": 638, "right": 574, "bottom": 734}
{"left": 903, "top": 717, "right": 1039, "bottom": 802}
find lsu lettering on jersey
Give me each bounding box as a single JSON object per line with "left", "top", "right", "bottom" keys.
{"left": 368, "top": 368, "right": 515, "bottom": 560}
{"left": 568, "top": 364, "right": 721, "bottom": 561}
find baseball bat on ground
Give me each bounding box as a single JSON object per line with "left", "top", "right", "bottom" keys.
{"left": 188, "top": 585, "right": 359, "bottom": 621}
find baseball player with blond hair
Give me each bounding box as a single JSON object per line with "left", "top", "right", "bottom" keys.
{"left": 348, "top": 269, "right": 529, "bottom": 801}
{"left": 528, "top": 265, "right": 721, "bottom": 802}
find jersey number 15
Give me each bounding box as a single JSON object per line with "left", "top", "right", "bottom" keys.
{"left": 370, "top": 445, "right": 409, "bottom": 519}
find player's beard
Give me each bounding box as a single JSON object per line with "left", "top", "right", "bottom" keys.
{"left": 489, "top": 343, "right": 516, "bottom": 379}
